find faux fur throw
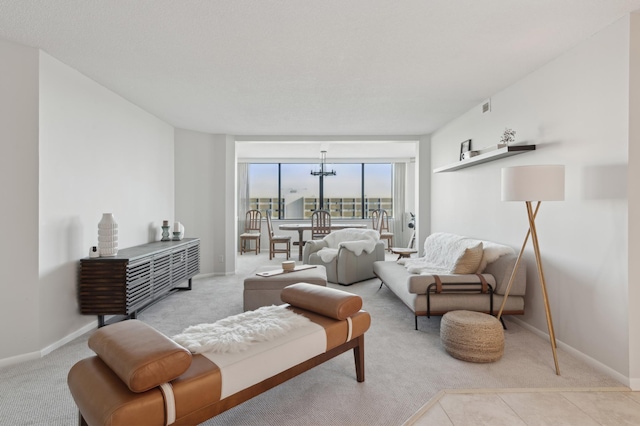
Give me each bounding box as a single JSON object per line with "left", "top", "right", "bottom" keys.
{"left": 172, "top": 305, "right": 311, "bottom": 354}
{"left": 401, "top": 232, "right": 514, "bottom": 274}
{"left": 317, "top": 228, "right": 380, "bottom": 263}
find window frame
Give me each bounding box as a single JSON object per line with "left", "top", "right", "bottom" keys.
{"left": 247, "top": 162, "right": 393, "bottom": 220}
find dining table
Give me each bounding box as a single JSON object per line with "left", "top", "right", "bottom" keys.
{"left": 278, "top": 222, "right": 368, "bottom": 260}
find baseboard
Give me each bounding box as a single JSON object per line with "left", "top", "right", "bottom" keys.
{"left": 41, "top": 321, "right": 97, "bottom": 357}
{"left": 196, "top": 272, "right": 234, "bottom": 278}
{"left": 0, "top": 350, "right": 41, "bottom": 369}
{"left": 509, "top": 317, "right": 631, "bottom": 388}
{"left": 195, "top": 272, "right": 217, "bottom": 279}
{"left": 0, "top": 320, "right": 97, "bottom": 369}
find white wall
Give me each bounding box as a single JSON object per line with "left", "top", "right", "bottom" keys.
{"left": 31, "top": 52, "right": 173, "bottom": 360}
{"left": 0, "top": 39, "right": 40, "bottom": 361}
{"left": 628, "top": 12, "right": 640, "bottom": 389}
{"left": 431, "top": 17, "right": 631, "bottom": 381}
{"left": 0, "top": 45, "right": 174, "bottom": 361}
{"left": 175, "top": 130, "right": 236, "bottom": 275}
{"left": 416, "top": 134, "right": 431, "bottom": 254}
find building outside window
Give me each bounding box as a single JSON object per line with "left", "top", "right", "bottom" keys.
{"left": 247, "top": 162, "right": 392, "bottom": 220}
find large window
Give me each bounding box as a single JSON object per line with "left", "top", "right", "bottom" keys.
{"left": 364, "top": 163, "right": 393, "bottom": 218}
{"left": 247, "top": 162, "right": 392, "bottom": 220}
{"left": 247, "top": 164, "right": 282, "bottom": 216}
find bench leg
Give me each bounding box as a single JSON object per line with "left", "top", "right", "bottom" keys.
{"left": 353, "top": 335, "right": 365, "bottom": 382}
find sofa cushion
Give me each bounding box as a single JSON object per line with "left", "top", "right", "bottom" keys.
{"left": 476, "top": 241, "right": 514, "bottom": 273}
{"left": 405, "top": 233, "right": 485, "bottom": 274}
{"left": 88, "top": 320, "right": 192, "bottom": 393}
{"left": 452, "top": 242, "right": 484, "bottom": 274}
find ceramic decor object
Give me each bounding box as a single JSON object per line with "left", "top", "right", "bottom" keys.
{"left": 98, "top": 213, "right": 118, "bottom": 257}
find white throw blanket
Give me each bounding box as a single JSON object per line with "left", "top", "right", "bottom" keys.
{"left": 400, "top": 232, "right": 513, "bottom": 274}
{"left": 317, "top": 228, "right": 380, "bottom": 263}
{"left": 172, "top": 305, "right": 311, "bottom": 354}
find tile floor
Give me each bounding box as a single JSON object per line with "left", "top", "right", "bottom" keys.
{"left": 404, "top": 388, "right": 640, "bottom": 426}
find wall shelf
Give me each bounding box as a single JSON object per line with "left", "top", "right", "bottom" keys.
{"left": 433, "top": 144, "right": 536, "bottom": 173}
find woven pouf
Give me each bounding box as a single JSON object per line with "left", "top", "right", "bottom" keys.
{"left": 440, "top": 310, "right": 504, "bottom": 363}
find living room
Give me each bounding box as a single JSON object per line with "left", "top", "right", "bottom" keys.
{"left": 1, "top": 1, "right": 640, "bottom": 424}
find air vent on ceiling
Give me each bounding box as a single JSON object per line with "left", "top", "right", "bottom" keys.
{"left": 482, "top": 99, "right": 491, "bottom": 113}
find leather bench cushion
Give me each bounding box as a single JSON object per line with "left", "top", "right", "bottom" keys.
{"left": 89, "top": 320, "right": 192, "bottom": 393}
{"left": 292, "top": 308, "right": 371, "bottom": 351}
{"left": 68, "top": 354, "right": 220, "bottom": 426}
{"left": 200, "top": 307, "right": 371, "bottom": 399}
{"left": 281, "top": 282, "right": 362, "bottom": 320}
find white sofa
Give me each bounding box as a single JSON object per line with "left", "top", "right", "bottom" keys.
{"left": 304, "top": 228, "right": 386, "bottom": 285}
{"left": 373, "top": 232, "right": 526, "bottom": 329}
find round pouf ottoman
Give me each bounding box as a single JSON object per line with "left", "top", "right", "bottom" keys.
{"left": 440, "top": 310, "right": 504, "bottom": 363}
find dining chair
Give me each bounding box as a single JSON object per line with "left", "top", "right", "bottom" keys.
{"left": 266, "top": 209, "right": 291, "bottom": 260}
{"left": 311, "top": 210, "right": 332, "bottom": 240}
{"left": 374, "top": 209, "right": 394, "bottom": 251}
{"left": 240, "top": 209, "right": 262, "bottom": 255}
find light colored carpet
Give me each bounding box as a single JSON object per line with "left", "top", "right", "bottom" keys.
{"left": 0, "top": 253, "right": 623, "bottom": 425}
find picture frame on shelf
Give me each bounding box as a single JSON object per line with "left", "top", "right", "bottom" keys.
{"left": 459, "top": 139, "right": 472, "bottom": 160}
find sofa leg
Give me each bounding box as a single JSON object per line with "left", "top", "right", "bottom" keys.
{"left": 79, "top": 412, "right": 88, "bottom": 426}
{"left": 415, "top": 315, "right": 418, "bottom": 330}
{"left": 353, "top": 335, "right": 365, "bottom": 382}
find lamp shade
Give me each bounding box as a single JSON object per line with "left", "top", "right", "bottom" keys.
{"left": 501, "top": 165, "right": 565, "bottom": 201}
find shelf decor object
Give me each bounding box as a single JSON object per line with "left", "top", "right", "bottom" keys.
{"left": 498, "top": 164, "right": 565, "bottom": 375}
{"left": 97, "top": 213, "right": 118, "bottom": 257}
{"left": 172, "top": 221, "right": 184, "bottom": 240}
{"left": 161, "top": 219, "right": 171, "bottom": 241}
{"left": 500, "top": 128, "right": 516, "bottom": 145}
{"left": 459, "top": 139, "right": 472, "bottom": 160}
{"left": 433, "top": 144, "right": 536, "bottom": 173}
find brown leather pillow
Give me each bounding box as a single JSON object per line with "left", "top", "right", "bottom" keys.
{"left": 281, "top": 283, "right": 362, "bottom": 320}
{"left": 88, "top": 320, "right": 192, "bottom": 393}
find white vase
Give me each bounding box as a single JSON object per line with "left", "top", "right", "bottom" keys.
{"left": 98, "top": 213, "right": 118, "bottom": 257}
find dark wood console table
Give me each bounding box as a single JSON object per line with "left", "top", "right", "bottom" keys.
{"left": 79, "top": 238, "right": 200, "bottom": 327}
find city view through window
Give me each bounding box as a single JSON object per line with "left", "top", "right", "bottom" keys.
{"left": 248, "top": 163, "right": 393, "bottom": 219}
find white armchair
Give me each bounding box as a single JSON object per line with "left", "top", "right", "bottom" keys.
{"left": 303, "top": 228, "right": 385, "bottom": 285}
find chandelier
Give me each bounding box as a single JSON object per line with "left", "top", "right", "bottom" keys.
{"left": 310, "top": 150, "right": 336, "bottom": 176}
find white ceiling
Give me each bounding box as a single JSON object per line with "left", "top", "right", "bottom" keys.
{"left": 1, "top": 0, "right": 639, "bottom": 143}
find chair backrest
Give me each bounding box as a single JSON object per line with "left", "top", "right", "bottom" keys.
{"left": 371, "top": 209, "right": 389, "bottom": 232}
{"left": 245, "top": 209, "right": 262, "bottom": 233}
{"left": 265, "top": 209, "right": 275, "bottom": 238}
{"left": 311, "top": 210, "right": 332, "bottom": 239}
{"left": 377, "top": 209, "right": 390, "bottom": 232}
{"left": 371, "top": 209, "right": 380, "bottom": 231}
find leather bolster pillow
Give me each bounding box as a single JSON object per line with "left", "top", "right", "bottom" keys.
{"left": 88, "top": 320, "right": 192, "bottom": 393}
{"left": 281, "top": 283, "right": 363, "bottom": 320}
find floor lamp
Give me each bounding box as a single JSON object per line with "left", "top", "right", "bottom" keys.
{"left": 498, "top": 165, "right": 565, "bottom": 376}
